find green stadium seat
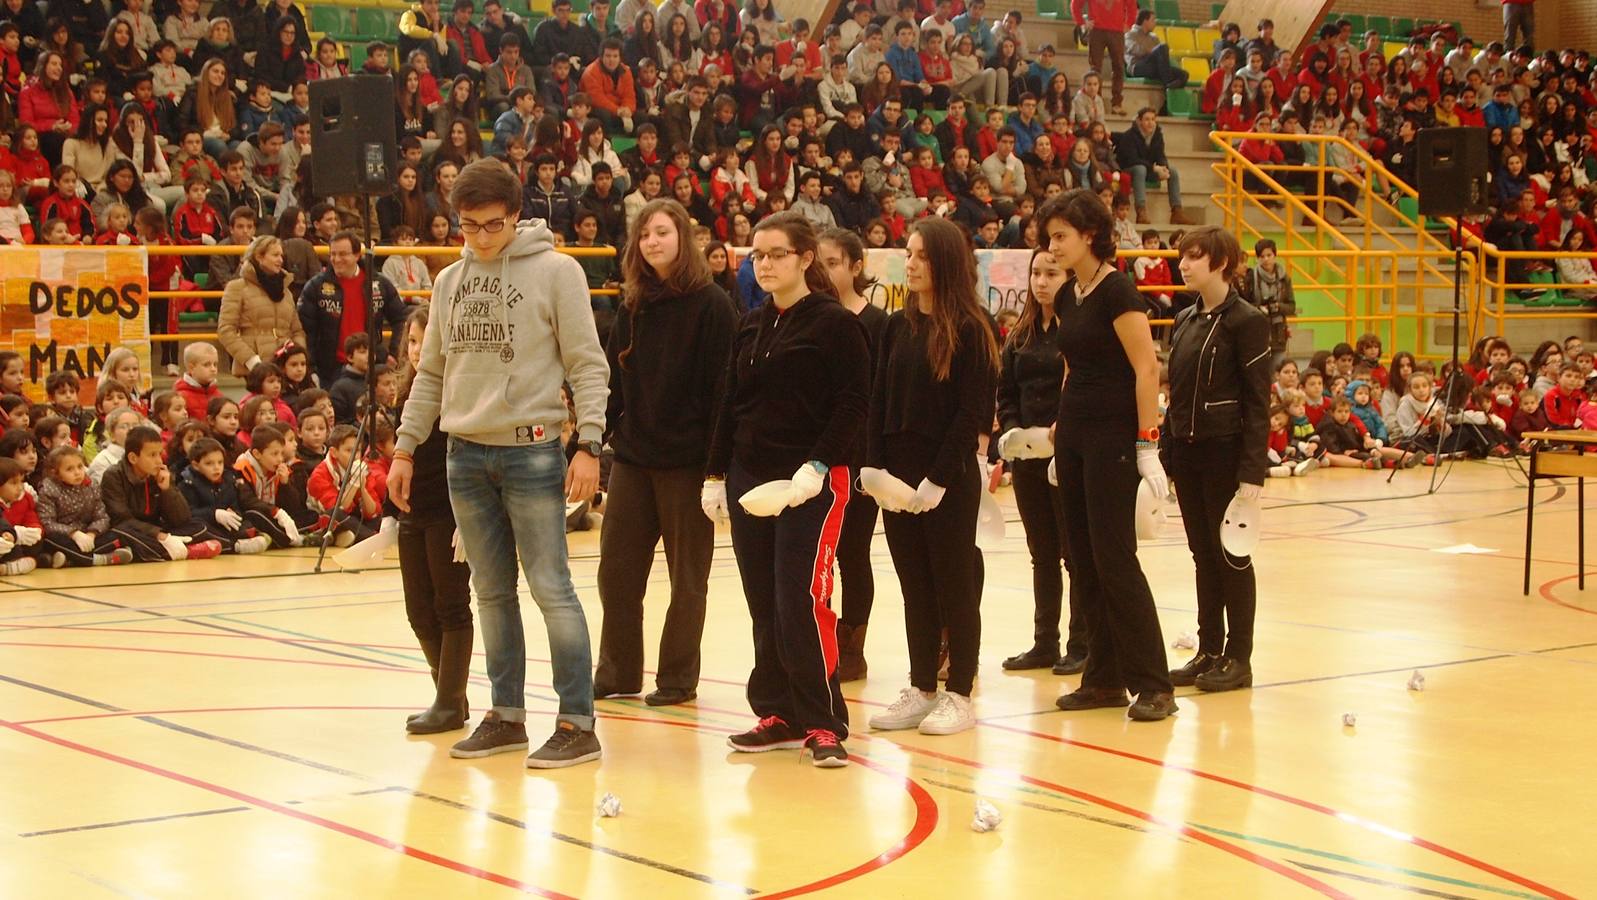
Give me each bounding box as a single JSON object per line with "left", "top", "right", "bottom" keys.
{"left": 1036, "top": 0, "right": 1064, "bottom": 21}
{"left": 1392, "top": 18, "right": 1415, "bottom": 38}
{"left": 1366, "top": 16, "right": 1391, "bottom": 38}
{"left": 349, "top": 42, "right": 368, "bottom": 69}
{"left": 354, "top": 7, "right": 390, "bottom": 39}
{"left": 193, "top": 273, "right": 208, "bottom": 288}
{"left": 1344, "top": 16, "right": 1365, "bottom": 35}
{"left": 308, "top": 5, "right": 348, "bottom": 36}
{"left": 1153, "top": 0, "right": 1180, "bottom": 24}
{"left": 1164, "top": 87, "right": 1197, "bottom": 117}
{"left": 1209, "top": 3, "right": 1224, "bottom": 20}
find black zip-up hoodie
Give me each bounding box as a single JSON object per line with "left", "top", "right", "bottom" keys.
{"left": 101, "top": 458, "right": 190, "bottom": 540}
{"left": 868, "top": 311, "right": 997, "bottom": 487}
{"left": 1164, "top": 289, "right": 1272, "bottom": 485}
{"left": 707, "top": 293, "right": 871, "bottom": 483}
{"left": 606, "top": 282, "right": 739, "bottom": 470}
{"left": 996, "top": 317, "right": 1063, "bottom": 432}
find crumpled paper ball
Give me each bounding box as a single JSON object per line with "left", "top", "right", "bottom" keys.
{"left": 970, "top": 799, "right": 1002, "bottom": 833}
{"left": 1171, "top": 631, "right": 1197, "bottom": 650}
{"left": 596, "top": 792, "right": 622, "bottom": 818}
{"left": 1341, "top": 712, "right": 1357, "bottom": 727}
{"left": 1407, "top": 670, "right": 1426, "bottom": 692}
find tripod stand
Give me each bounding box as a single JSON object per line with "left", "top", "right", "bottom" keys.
{"left": 1386, "top": 229, "right": 1473, "bottom": 490}
{"left": 314, "top": 192, "right": 389, "bottom": 573}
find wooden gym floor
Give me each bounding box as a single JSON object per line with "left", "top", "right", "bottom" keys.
{"left": 1, "top": 460, "right": 1593, "bottom": 899}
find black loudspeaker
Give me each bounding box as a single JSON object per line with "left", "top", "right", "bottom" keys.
{"left": 308, "top": 75, "right": 397, "bottom": 196}
{"left": 1415, "top": 127, "right": 1491, "bottom": 218}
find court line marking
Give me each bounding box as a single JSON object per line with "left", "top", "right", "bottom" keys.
{"left": 1290, "top": 860, "right": 1474, "bottom": 900}
{"left": 1538, "top": 572, "right": 1597, "bottom": 615}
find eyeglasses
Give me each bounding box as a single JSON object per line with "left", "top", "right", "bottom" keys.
{"left": 750, "top": 248, "right": 795, "bottom": 264}
{"left": 459, "top": 218, "right": 510, "bottom": 234}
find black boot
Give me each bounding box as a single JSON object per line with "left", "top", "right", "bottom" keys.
{"left": 1194, "top": 657, "right": 1253, "bottom": 692}
{"left": 1169, "top": 651, "right": 1220, "bottom": 687}
{"left": 836, "top": 621, "right": 868, "bottom": 682}
{"left": 1127, "top": 691, "right": 1179, "bottom": 721}
{"left": 1052, "top": 654, "right": 1087, "bottom": 675}
{"left": 406, "top": 632, "right": 442, "bottom": 726}
{"left": 1002, "top": 644, "right": 1061, "bottom": 670}
{"left": 408, "top": 627, "right": 472, "bottom": 734}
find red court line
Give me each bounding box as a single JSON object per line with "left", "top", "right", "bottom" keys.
{"left": 0, "top": 718, "right": 573, "bottom": 898}
{"left": 974, "top": 721, "right": 1576, "bottom": 900}
{"left": 1538, "top": 573, "right": 1597, "bottom": 616}
{"left": 12, "top": 635, "right": 1569, "bottom": 897}
{"left": 9, "top": 705, "right": 935, "bottom": 899}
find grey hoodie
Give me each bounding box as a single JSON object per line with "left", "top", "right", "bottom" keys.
{"left": 397, "top": 220, "right": 609, "bottom": 453}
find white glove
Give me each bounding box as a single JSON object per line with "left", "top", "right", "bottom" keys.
{"left": 0, "top": 534, "right": 14, "bottom": 556}
{"left": 1136, "top": 446, "right": 1168, "bottom": 502}
{"left": 997, "top": 428, "right": 1024, "bottom": 461}
{"left": 905, "top": 478, "right": 946, "bottom": 515}
{"left": 1236, "top": 482, "right": 1262, "bottom": 501}
{"left": 1372, "top": 438, "right": 1384, "bottom": 449}
{"left": 70, "top": 530, "right": 95, "bottom": 552}
{"left": 116, "top": 233, "right": 131, "bottom": 245}
{"left": 348, "top": 459, "right": 368, "bottom": 486}
{"left": 788, "top": 462, "right": 825, "bottom": 507}
{"left": 700, "top": 479, "right": 728, "bottom": 523}
{"left": 159, "top": 535, "right": 189, "bottom": 559}
{"left": 14, "top": 525, "right": 40, "bottom": 546}
{"left": 213, "top": 508, "right": 243, "bottom": 530}
{"left": 1490, "top": 414, "right": 1507, "bottom": 431}
{"left": 882, "top": 150, "right": 895, "bottom": 166}
{"left": 245, "top": 354, "right": 262, "bottom": 371}
{"left": 273, "top": 508, "right": 299, "bottom": 543}
{"left": 1047, "top": 456, "right": 1058, "bottom": 486}
{"left": 452, "top": 527, "right": 467, "bottom": 563}
{"left": 200, "top": 233, "right": 216, "bottom": 245}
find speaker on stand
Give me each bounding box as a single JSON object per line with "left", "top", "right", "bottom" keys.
{"left": 307, "top": 75, "right": 397, "bottom": 571}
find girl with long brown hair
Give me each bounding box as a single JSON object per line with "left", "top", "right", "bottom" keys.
{"left": 394, "top": 302, "right": 475, "bottom": 735}
{"left": 189, "top": 58, "right": 236, "bottom": 158}
{"left": 593, "top": 198, "right": 737, "bottom": 708}
{"left": 863, "top": 215, "right": 997, "bottom": 738}
{"left": 376, "top": 161, "right": 429, "bottom": 242}
{"left": 18, "top": 51, "right": 79, "bottom": 164}
{"left": 707, "top": 211, "right": 870, "bottom": 767}
{"left": 995, "top": 247, "right": 1087, "bottom": 675}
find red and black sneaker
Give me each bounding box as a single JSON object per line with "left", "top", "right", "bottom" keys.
{"left": 726, "top": 715, "right": 804, "bottom": 752}
{"left": 803, "top": 729, "right": 849, "bottom": 768}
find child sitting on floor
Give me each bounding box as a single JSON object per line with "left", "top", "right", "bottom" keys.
{"left": 36, "top": 446, "right": 135, "bottom": 566}
{"left": 306, "top": 424, "right": 381, "bottom": 546}
{"left": 0, "top": 457, "right": 56, "bottom": 573}
{"left": 100, "top": 425, "right": 223, "bottom": 562}
{"left": 179, "top": 436, "right": 277, "bottom": 554}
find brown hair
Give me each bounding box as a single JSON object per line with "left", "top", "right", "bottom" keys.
{"left": 818, "top": 227, "right": 875, "bottom": 296}
{"left": 1176, "top": 225, "right": 1243, "bottom": 280}
{"left": 751, "top": 211, "right": 835, "bottom": 298}
{"left": 1036, "top": 189, "right": 1115, "bottom": 261}
{"left": 618, "top": 198, "right": 712, "bottom": 369}
{"left": 1007, "top": 246, "right": 1059, "bottom": 351}
{"left": 195, "top": 59, "right": 236, "bottom": 133}
{"left": 906, "top": 217, "right": 999, "bottom": 381}
{"left": 397, "top": 303, "right": 430, "bottom": 405}
{"left": 450, "top": 158, "right": 522, "bottom": 214}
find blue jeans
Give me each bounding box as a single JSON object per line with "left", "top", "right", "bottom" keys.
{"left": 447, "top": 438, "right": 594, "bottom": 729}
{"left": 1129, "top": 163, "right": 1183, "bottom": 211}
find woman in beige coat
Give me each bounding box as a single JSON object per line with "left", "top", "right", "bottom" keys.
{"left": 218, "top": 235, "right": 308, "bottom": 375}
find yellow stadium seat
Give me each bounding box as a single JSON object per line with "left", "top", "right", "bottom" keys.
{"left": 1165, "top": 26, "right": 1196, "bottom": 57}
{"left": 1192, "top": 27, "right": 1220, "bottom": 55}
{"left": 1384, "top": 41, "right": 1407, "bottom": 60}
{"left": 1180, "top": 55, "right": 1210, "bottom": 83}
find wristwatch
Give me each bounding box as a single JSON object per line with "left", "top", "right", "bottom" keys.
{"left": 577, "top": 440, "right": 603, "bottom": 458}
{"left": 1137, "top": 427, "right": 1161, "bottom": 445}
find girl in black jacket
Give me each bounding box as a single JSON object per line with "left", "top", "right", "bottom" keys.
{"left": 818, "top": 227, "right": 889, "bottom": 681}
{"left": 995, "top": 246, "right": 1088, "bottom": 675}
{"left": 394, "top": 303, "right": 475, "bottom": 735}
{"left": 593, "top": 198, "right": 737, "bottom": 707}
{"left": 1165, "top": 226, "right": 1272, "bottom": 693}
{"left": 706, "top": 211, "right": 870, "bottom": 768}
{"left": 864, "top": 216, "right": 998, "bottom": 738}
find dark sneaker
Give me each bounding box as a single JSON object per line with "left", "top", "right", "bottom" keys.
{"left": 1052, "top": 654, "right": 1087, "bottom": 675}
{"left": 1194, "top": 657, "right": 1253, "bottom": 692}
{"left": 449, "top": 710, "right": 529, "bottom": 758}
{"left": 727, "top": 715, "right": 805, "bottom": 752}
{"left": 1128, "top": 691, "right": 1179, "bottom": 722}
{"left": 643, "top": 688, "right": 696, "bottom": 706}
{"left": 1169, "top": 651, "right": 1220, "bottom": 687}
{"left": 1001, "top": 645, "right": 1060, "bottom": 670}
{"left": 526, "top": 721, "right": 602, "bottom": 769}
{"left": 1055, "top": 686, "right": 1130, "bottom": 711}
{"left": 804, "top": 730, "right": 849, "bottom": 768}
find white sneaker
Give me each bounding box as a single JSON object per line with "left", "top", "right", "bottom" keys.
{"left": 236, "top": 535, "right": 272, "bottom": 554}
{"left": 918, "top": 691, "right": 975, "bottom": 735}
{"left": 1, "top": 558, "right": 37, "bottom": 575}
{"left": 1293, "top": 457, "right": 1320, "bottom": 476}
{"left": 869, "top": 687, "right": 938, "bottom": 731}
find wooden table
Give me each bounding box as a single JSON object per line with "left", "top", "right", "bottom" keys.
{"left": 1522, "top": 430, "right": 1597, "bottom": 595}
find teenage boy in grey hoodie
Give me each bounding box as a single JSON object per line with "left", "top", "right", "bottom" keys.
{"left": 388, "top": 159, "right": 610, "bottom": 769}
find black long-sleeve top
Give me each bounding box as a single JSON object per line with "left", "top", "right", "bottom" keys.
{"left": 1165, "top": 289, "right": 1272, "bottom": 485}
{"left": 707, "top": 293, "right": 871, "bottom": 482}
{"left": 867, "top": 310, "right": 996, "bottom": 487}
{"left": 606, "top": 282, "right": 738, "bottom": 470}
{"left": 849, "top": 302, "right": 890, "bottom": 469}
{"left": 996, "top": 317, "right": 1062, "bottom": 432}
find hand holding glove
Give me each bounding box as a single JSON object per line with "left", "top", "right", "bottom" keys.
{"left": 788, "top": 462, "right": 825, "bottom": 507}
{"left": 14, "top": 525, "right": 41, "bottom": 546}
{"left": 213, "top": 508, "right": 243, "bottom": 530}
{"left": 1235, "top": 481, "right": 1262, "bottom": 501}
{"left": 997, "top": 428, "right": 1024, "bottom": 461}
{"left": 158, "top": 534, "right": 189, "bottom": 560}
{"left": 1136, "top": 445, "right": 1168, "bottom": 502}
{"left": 904, "top": 478, "right": 946, "bottom": 514}
{"left": 70, "top": 530, "right": 96, "bottom": 553}
{"left": 700, "top": 479, "right": 728, "bottom": 524}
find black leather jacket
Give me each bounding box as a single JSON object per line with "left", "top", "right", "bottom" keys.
{"left": 1164, "top": 290, "right": 1273, "bottom": 485}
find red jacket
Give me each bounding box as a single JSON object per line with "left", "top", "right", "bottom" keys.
{"left": 174, "top": 375, "right": 222, "bottom": 422}
{"left": 1201, "top": 67, "right": 1232, "bottom": 114}
{"left": 1538, "top": 212, "right": 1597, "bottom": 251}
{"left": 909, "top": 164, "right": 947, "bottom": 198}
{"left": 1070, "top": 0, "right": 1136, "bottom": 30}
{"left": 1542, "top": 385, "right": 1585, "bottom": 427}
{"left": 1, "top": 492, "right": 41, "bottom": 530}
{"left": 38, "top": 193, "right": 94, "bottom": 238}
{"left": 307, "top": 456, "right": 385, "bottom": 514}
{"left": 1304, "top": 394, "right": 1332, "bottom": 426}
{"left": 17, "top": 79, "right": 80, "bottom": 134}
